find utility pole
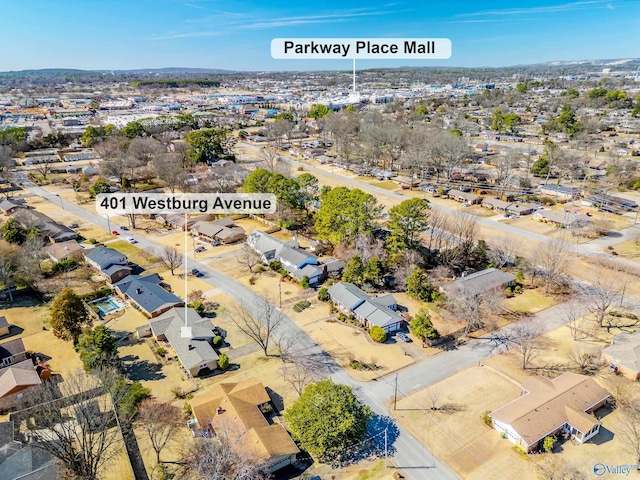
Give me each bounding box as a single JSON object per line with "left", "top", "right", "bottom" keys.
{"left": 384, "top": 427, "right": 388, "bottom": 467}
{"left": 393, "top": 373, "right": 398, "bottom": 410}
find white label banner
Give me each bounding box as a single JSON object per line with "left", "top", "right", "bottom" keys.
{"left": 271, "top": 38, "right": 452, "bottom": 59}
{"left": 96, "top": 193, "right": 277, "bottom": 215}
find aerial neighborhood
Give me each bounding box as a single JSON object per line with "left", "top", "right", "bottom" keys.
{"left": 1, "top": 30, "right": 640, "bottom": 480}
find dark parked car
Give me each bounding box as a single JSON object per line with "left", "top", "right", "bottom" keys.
{"left": 194, "top": 246, "right": 206, "bottom": 253}
{"left": 191, "top": 268, "right": 204, "bottom": 277}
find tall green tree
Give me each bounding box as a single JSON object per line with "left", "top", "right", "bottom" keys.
{"left": 89, "top": 178, "right": 111, "bottom": 197}
{"left": 50, "top": 288, "right": 89, "bottom": 344}
{"left": 387, "top": 198, "right": 431, "bottom": 250}
{"left": 76, "top": 325, "right": 120, "bottom": 372}
{"left": 308, "top": 104, "right": 331, "bottom": 120}
{"left": 410, "top": 309, "right": 440, "bottom": 344}
{"left": 342, "top": 255, "right": 364, "bottom": 285}
{"left": 0, "top": 218, "right": 27, "bottom": 244}
{"left": 406, "top": 268, "right": 437, "bottom": 302}
{"left": 314, "top": 187, "right": 381, "bottom": 246}
{"left": 284, "top": 379, "right": 373, "bottom": 460}
{"left": 185, "top": 128, "right": 229, "bottom": 163}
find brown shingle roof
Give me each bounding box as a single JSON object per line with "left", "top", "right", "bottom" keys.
{"left": 191, "top": 377, "right": 299, "bottom": 459}
{"left": 490, "top": 373, "right": 609, "bottom": 447}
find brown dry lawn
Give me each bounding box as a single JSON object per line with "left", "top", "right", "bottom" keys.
{"left": 394, "top": 366, "right": 533, "bottom": 480}
{"left": 504, "top": 288, "right": 558, "bottom": 314}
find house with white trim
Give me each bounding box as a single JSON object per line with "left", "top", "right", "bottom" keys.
{"left": 489, "top": 373, "right": 610, "bottom": 452}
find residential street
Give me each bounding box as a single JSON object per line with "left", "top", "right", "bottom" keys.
{"left": 12, "top": 172, "right": 624, "bottom": 480}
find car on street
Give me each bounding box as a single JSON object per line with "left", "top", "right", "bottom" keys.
{"left": 68, "top": 223, "right": 79, "bottom": 228}
{"left": 126, "top": 236, "right": 137, "bottom": 244}
{"left": 194, "top": 246, "right": 206, "bottom": 253}
{"left": 191, "top": 268, "right": 204, "bottom": 277}
{"left": 397, "top": 332, "right": 412, "bottom": 343}
{"left": 111, "top": 230, "right": 120, "bottom": 235}
{"left": 120, "top": 226, "right": 129, "bottom": 231}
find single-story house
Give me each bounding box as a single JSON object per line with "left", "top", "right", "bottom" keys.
{"left": 0, "top": 338, "right": 28, "bottom": 368}
{"left": 11, "top": 209, "right": 78, "bottom": 243}
{"left": 602, "top": 332, "right": 640, "bottom": 381}
{"left": 0, "top": 199, "right": 26, "bottom": 216}
{"left": 490, "top": 373, "right": 610, "bottom": 452}
{"left": 447, "top": 189, "right": 483, "bottom": 205}
{"left": 247, "top": 231, "right": 326, "bottom": 284}
{"left": 156, "top": 213, "right": 213, "bottom": 231}
{"left": 114, "top": 274, "right": 183, "bottom": 318}
{"left": 190, "top": 378, "right": 299, "bottom": 472}
{"left": 538, "top": 184, "right": 581, "bottom": 202}
{"left": 148, "top": 308, "right": 218, "bottom": 377}
{"left": 482, "top": 198, "right": 512, "bottom": 212}
{"left": 582, "top": 194, "right": 638, "bottom": 212}
{"left": 442, "top": 268, "right": 516, "bottom": 296}
{"left": 84, "top": 246, "right": 131, "bottom": 284}
{"left": 534, "top": 211, "right": 591, "bottom": 228}
{"left": 327, "top": 282, "right": 404, "bottom": 333}
{"left": 191, "top": 218, "right": 246, "bottom": 245}
{"left": 505, "top": 202, "right": 539, "bottom": 216}
{"left": 45, "top": 240, "right": 84, "bottom": 263}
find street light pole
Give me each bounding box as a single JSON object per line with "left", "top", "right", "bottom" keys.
{"left": 56, "top": 194, "right": 64, "bottom": 210}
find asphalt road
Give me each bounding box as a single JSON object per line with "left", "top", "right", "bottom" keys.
{"left": 17, "top": 173, "right": 460, "bottom": 480}
{"left": 15, "top": 170, "right": 628, "bottom": 480}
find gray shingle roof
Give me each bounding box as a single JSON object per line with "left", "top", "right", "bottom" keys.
{"left": 446, "top": 267, "right": 516, "bottom": 295}
{"left": 84, "top": 246, "right": 127, "bottom": 270}
{"left": 328, "top": 283, "right": 402, "bottom": 329}
{"left": 115, "top": 274, "right": 182, "bottom": 315}
{"left": 150, "top": 308, "right": 217, "bottom": 371}
{"left": 602, "top": 332, "right": 640, "bottom": 374}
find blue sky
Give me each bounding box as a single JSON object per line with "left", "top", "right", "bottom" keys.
{"left": 1, "top": 0, "right": 639, "bottom": 71}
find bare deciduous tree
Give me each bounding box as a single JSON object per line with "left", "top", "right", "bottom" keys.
{"left": 179, "top": 422, "right": 271, "bottom": 480}
{"left": 19, "top": 370, "right": 130, "bottom": 480}
{"left": 487, "top": 237, "right": 521, "bottom": 269}
{"left": 448, "top": 286, "right": 503, "bottom": 336}
{"left": 228, "top": 296, "right": 282, "bottom": 356}
{"left": 492, "top": 150, "right": 520, "bottom": 198}
{"left": 152, "top": 153, "right": 187, "bottom": 194}
{"left": 534, "top": 237, "right": 572, "bottom": 294}
{"left": 536, "top": 454, "right": 585, "bottom": 480}
{"left": 509, "top": 320, "right": 544, "bottom": 370}
{"left": 238, "top": 244, "right": 262, "bottom": 273}
{"left": 580, "top": 264, "right": 629, "bottom": 329}
{"left": 257, "top": 145, "right": 281, "bottom": 172}
{"left": 619, "top": 400, "right": 640, "bottom": 464}
{"left": 137, "top": 399, "right": 183, "bottom": 465}
{"left": 567, "top": 347, "right": 604, "bottom": 375}
{"left": 160, "top": 246, "right": 183, "bottom": 276}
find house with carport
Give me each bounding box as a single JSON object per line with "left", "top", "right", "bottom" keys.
{"left": 143, "top": 307, "right": 218, "bottom": 377}
{"left": 327, "top": 282, "right": 404, "bottom": 333}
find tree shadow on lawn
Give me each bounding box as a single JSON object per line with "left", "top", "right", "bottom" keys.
{"left": 329, "top": 415, "right": 400, "bottom": 468}
{"left": 125, "top": 359, "right": 165, "bottom": 381}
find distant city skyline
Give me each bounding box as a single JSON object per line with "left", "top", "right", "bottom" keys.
{"left": 1, "top": 0, "right": 639, "bottom": 72}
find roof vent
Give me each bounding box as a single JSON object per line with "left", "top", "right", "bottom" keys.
{"left": 136, "top": 288, "right": 142, "bottom": 294}
{"left": 188, "top": 344, "right": 194, "bottom": 350}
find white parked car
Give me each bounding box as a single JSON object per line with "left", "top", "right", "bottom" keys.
{"left": 126, "top": 236, "right": 137, "bottom": 244}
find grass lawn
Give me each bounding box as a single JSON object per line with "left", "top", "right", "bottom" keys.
{"left": 109, "top": 240, "right": 160, "bottom": 267}
{"left": 374, "top": 180, "right": 401, "bottom": 191}
{"left": 504, "top": 288, "right": 558, "bottom": 314}
{"left": 609, "top": 239, "right": 640, "bottom": 260}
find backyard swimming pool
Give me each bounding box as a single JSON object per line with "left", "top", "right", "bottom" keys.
{"left": 91, "top": 297, "right": 122, "bottom": 316}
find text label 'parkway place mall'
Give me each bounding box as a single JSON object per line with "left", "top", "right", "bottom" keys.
{"left": 271, "top": 38, "right": 452, "bottom": 59}
{"left": 96, "top": 193, "right": 277, "bottom": 215}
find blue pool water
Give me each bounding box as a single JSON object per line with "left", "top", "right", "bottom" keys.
{"left": 92, "top": 297, "right": 120, "bottom": 316}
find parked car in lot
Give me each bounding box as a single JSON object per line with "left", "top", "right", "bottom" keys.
{"left": 191, "top": 268, "right": 204, "bottom": 277}
{"left": 68, "top": 223, "right": 79, "bottom": 228}
{"left": 397, "top": 332, "right": 412, "bottom": 343}
{"left": 210, "top": 240, "right": 220, "bottom": 246}
{"left": 111, "top": 230, "right": 120, "bottom": 235}
{"left": 126, "top": 236, "right": 136, "bottom": 244}
{"left": 194, "top": 246, "right": 206, "bottom": 253}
